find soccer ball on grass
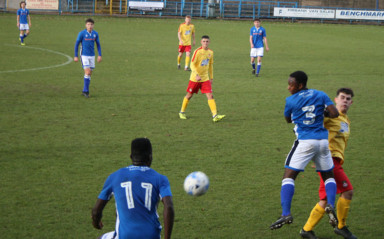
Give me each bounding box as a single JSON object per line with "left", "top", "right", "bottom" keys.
{"left": 183, "top": 171, "right": 209, "bottom": 196}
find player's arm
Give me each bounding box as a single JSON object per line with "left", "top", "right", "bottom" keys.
{"left": 263, "top": 37, "right": 269, "bottom": 51}
{"left": 178, "top": 27, "right": 183, "bottom": 45}
{"left": 28, "top": 14, "right": 31, "bottom": 27}
{"left": 209, "top": 54, "right": 214, "bottom": 81}
{"left": 162, "top": 196, "right": 174, "bottom": 239}
{"left": 17, "top": 14, "right": 20, "bottom": 27}
{"left": 249, "top": 35, "right": 254, "bottom": 48}
{"left": 192, "top": 28, "right": 195, "bottom": 46}
{"left": 324, "top": 104, "right": 339, "bottom": 118}
{"left": 91, "top": 198, "right": 108, "bottom": 230}
{"left": 96, "top": 35, "right": 102, "bottom": 62}
{"left": 74, "top": 33, "right": 82, "bottom": 61}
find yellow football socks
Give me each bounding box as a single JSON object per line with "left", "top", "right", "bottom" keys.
{"left": 177, "top": 56, "right": 181, "bottom": 65}
{"left": 208, "top": 99, "right": 217, "bottom": 117}
{"left": 180, "top": 97, "right": 189, "bottom": 113}
{"left": 337, "top": 197, "right": 351, "bottom": 229}
{"left": 185, "top": 56, "right": 190, "bottom": 68}
{"left": 303, "top": 203, "right": 325, "bottom": 231}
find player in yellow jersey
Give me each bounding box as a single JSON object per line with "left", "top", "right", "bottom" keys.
{"left": 177, "top": 15, "right": 195, "bottom": 71}
{"left": 300, "top": 88, "right": 357, "bottom": 239}
{"left": 179, "top": 35, "right": 225, "bottom": 122}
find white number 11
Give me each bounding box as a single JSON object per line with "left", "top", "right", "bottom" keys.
{"left": 121, "top": 181, "right": 153, "bottom": 211}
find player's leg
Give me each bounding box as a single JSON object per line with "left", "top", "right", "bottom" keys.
{"left": 82, "top": 68, "right": 92, "bottom": 97}
{"left": 179, "top": 84, "right": 194, "bottom": 119}
{"left": 271, "top": 140, "right": 315, "bottom": 230}
{"left": 256, "top": 56, "right": 262, "bottom": 76}
{"left": 185, "top": 51, "right": 191, "bottom": 71}
{"left": 177, "top": 46, "right": 184, "bottom": 69}
{"left": 202, "top": 82, "right": 225, "bottom": 122}
{"left": 19, "top": 29, "right": 25, "bottom": 45}
{"left": 250, "top": 48, "right": 256, "bottom": 74}
{"left": 332, "top": 159, "right": 357, "bottom": 238}
{"left": 255, "top": 48, "right": 264, "bottom": 76}
{"left": 24, "top": 29, "right": 30, "bottom": 39}
{"left": 319, "top": 169, "right": 338, "bottom": 228}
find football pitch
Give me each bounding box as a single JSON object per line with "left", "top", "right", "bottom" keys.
{"left": 1, "top": 13, "right": 384, "bottom": 238}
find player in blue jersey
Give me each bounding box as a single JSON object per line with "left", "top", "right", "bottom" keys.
{"left": 249, "top": 19, "right": 269, "bottom": 77}
{"left": 270, "top": 71, "right": 340, "bottom": 231}
{"left": 74, "top": 18, "right": 102, "bottom": 98}
{"left": 92, "top": 138, "right": 174, "bottom": 239}
{"left": 17, "top": 1, "right": 31, "bottom": 46}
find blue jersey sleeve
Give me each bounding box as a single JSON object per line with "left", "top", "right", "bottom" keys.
{"left": 159, "top": 175, "right": 172, "bottom": 198}
{"left": 96, "top": 33, "right": 102, "bottom": 56}
{"left": 74, "top": 31, "right": 83, "bottom": 57}
{"left": 284, "top": 98, "right": 292, "bottom": 118}
{"left": 98, "top": 174, "right": 114, "bottom": 201}
{"left": 322, "top": 91, "right": 334, "bottom": 107}
{"left": 250, "top": 27, "right": 253, "bottom": 36}
{"left": 17, "top": 9, "right": 21, "bottom": 16}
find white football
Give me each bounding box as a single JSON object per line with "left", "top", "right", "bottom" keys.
{"left": 184, "top": 171, "right": 209, "bottom": 196}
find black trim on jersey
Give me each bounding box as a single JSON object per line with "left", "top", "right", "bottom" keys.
{"left": 286, "top": 140, "right": 299, "bottom": 166}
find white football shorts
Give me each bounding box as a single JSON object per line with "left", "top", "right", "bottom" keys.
{"left": 81, "top": 55, "right": 95, "bottom": 69}
{"left": 100, "top": 231, "right": 116, "bottom": 239}
{"left": 250, "top": 47, "right": 264, "bottom": 58}
{"left": 19, "top": 24, "right": 29, "bottom": 31}
{"left": 284, "top": 139, "right": 334, "bottom": 172}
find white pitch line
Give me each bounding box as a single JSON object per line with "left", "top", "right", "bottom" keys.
{"left": 0, "top": 44, "right": 73, "bottom": 73}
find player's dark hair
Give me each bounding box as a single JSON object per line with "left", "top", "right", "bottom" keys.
{"left": 254, "top": 18, "right": 261, "bottom": 22}
{"left": 131, "top": 138, "right": 152, "bottom": 165}
{"left": 20, "top": 1, "right": 26, "bottom": 7}
{"left": 290, "top": 71, "right": 308, "bottom": 88}
{"left": 85, "top": 18, "right": 95, "bottom": 24}
{"left": 337, "top": 88, "right": 354, "bottom": 97}
{"left": 185, "top": 15, "right": 191, "bottom": 19}
{"left": 201, "top": 35, "right": 210, "bottom": 39}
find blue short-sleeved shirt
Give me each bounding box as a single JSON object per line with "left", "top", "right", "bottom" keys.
{"left": 17, "top": 8, "right": 29, "bottom": 24}
{"left": 250, "top": 26, "right": 266, "bottom": 48}
{"left": 284, "top": 89, "right": 334, "bottom": 140}
{"left": 98, "top": 165, "right": 172, "bottom": 239}
{"left": 74, "top": 29, "right": 101, "bottom": 57}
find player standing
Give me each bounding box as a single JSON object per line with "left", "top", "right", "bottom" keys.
{"left": 270, "top": 71, "right": 339, "bottom": 231}
{"left": 300, "top": 88, "right": 357, "bottom": 239}
{"left": 177, "top": 15, "right": 195, "bottom": 71}
{"left": 179, "top": 35, "right": 225, "bottom": 122}
{"left": 249, "top": 19, "right": 269, "bottom": 77}
{"left": 17, "top": 1, "right": 31, "bottom": 46}
{"left": 74, "top": 18, "right": 102, "bottom": 98}
{"left": 92, "top": 138, "right": 174, "bottom": 239}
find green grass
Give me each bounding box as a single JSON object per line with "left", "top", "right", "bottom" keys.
{"left": 1, "top": 13, "right": 384, "bottom": 238}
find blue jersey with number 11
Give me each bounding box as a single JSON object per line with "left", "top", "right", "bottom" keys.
{"left": 98, "top": 165, "right": 172, "bottom": 239}
{"left": 284, "top": 89, "right": 334, "bottom": 140}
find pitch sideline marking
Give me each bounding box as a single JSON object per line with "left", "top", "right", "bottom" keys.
{"left": 0, "top": 44, "right": 73, "bottom": 73}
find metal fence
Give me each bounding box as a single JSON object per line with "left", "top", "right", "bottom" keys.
{"left": 2, "top": 0, "right": 383, "bottom": 23}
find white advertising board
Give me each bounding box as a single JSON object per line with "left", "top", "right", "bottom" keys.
{"left": 336, "top": 10, "right": 384, "bottom": 20}
{"left": 274, "top": 7, "right": 335, "bottom": 19}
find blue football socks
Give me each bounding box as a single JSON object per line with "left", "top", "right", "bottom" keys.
{"left": 20, "top": 35, "right": 24, "bottom": 43}
{"left": 256, "top": 63, "right": 262, "bottom": 74}
{"left": 324, "top": 178, "right": 337, "bottom": 207}
{"left": 83, "top": 75, "right": 91, "bottom": 93}
{"left": 281, "top": 178, "right": 295, "bottom": 216}
{"left": 252, "top": 63, "right": 255, "bottom": 70}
